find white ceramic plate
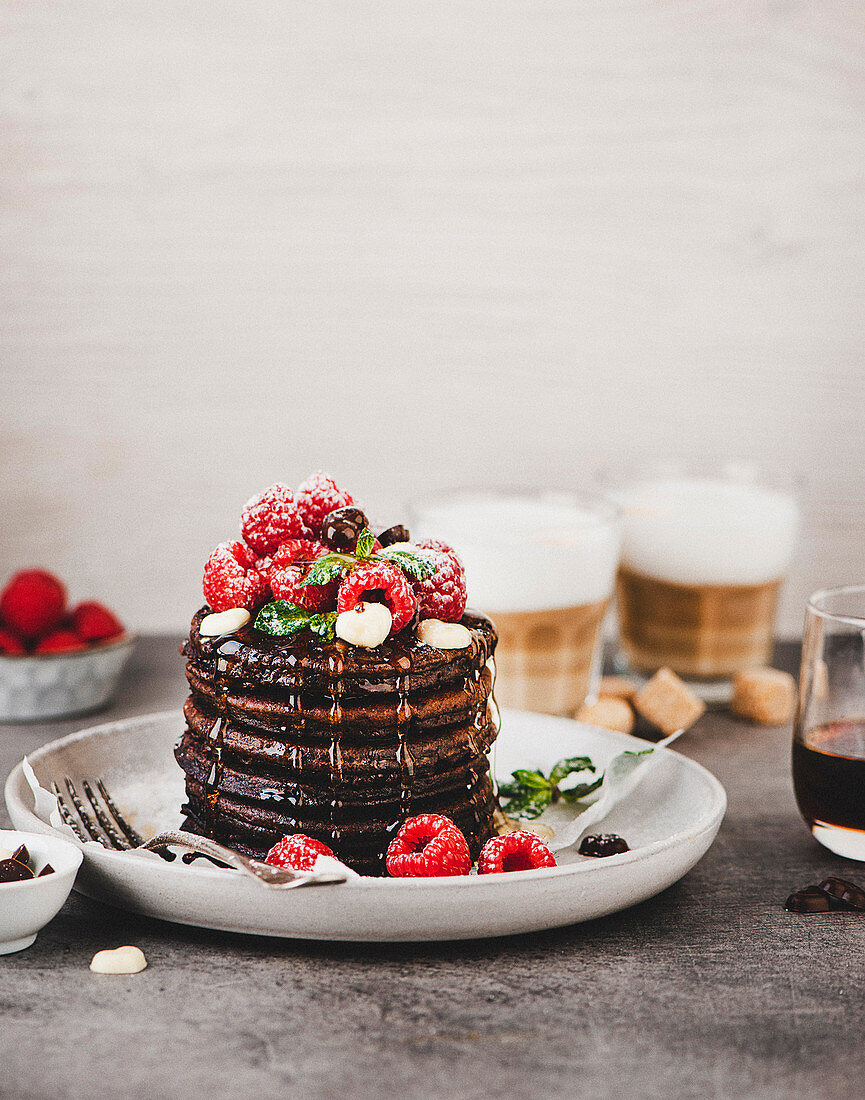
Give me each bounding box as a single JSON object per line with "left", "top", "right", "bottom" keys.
{"left": 4, "top": 710, "right": 725, "bottom": 942}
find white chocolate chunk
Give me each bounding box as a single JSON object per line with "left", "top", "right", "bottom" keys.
{"left": 417, "top": 619, "right": 472, "bottom": 649}
{"left": 90, "top": 946, "right": 148, "bottom": 974}
{"left": 0, "top": 848, "right": 13, "bottom": 861}
{"left": 335, "top": 602, "right": 392, "bottom": 648}
{"left": 199, "top": 608, "right": 251, "bottom": 637}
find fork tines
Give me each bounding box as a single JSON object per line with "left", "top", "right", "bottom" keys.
{"left": 53, "top": 776, "right": 145, "bottom": 850}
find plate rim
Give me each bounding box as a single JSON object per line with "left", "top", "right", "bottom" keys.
{"left": 4, "top": 708, "right": 727, "bottom": 889}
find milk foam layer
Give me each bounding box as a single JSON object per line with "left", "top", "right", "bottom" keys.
{"left": 615, "top": 477, "right": 799, "bottom": 585}
{"left": 414, "top": 494, "right": 620, "bottom": 611}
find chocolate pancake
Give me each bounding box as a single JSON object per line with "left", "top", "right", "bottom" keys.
{"left": 177, "top": 607, "right": 500, "bottom": 875}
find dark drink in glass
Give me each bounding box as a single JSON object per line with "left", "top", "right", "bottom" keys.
{"left": 794, "top": 587, "right": 865, "bottom": 860}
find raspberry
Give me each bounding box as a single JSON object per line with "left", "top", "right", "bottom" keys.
{"left": 35, "top": 630, "right": 87, "bottom": 654}
{"left": 337, "top": 561, "right": 417, "bottom": 634}
{"left": 203, "top": 541, "right": 268, "bottom": 613}
{"left": 70, "top": 601, "right": 124, "bottom": 643}
{"left": 265, "top": 834, "right": 334, "bottom": 871}
{"left": 269, "top": 541, "right": 337, "bottom": 612}
{"left": 295, "top": 471, "right": 355, "bottom": 535}
{"left": 0, "top": 569, "right": 66, "bottom": 639}
{"left": 412, "top": 540, "right": 467, "bottom": 623}
{"left": 477, "top": 831, "right": 557, "bottom": 874}
{"left": 386, "top": 814, "right": 471, "bottom": 877}
{"left": 0, "top": 628, "right": 26, "bottom": 655}
{"left": 241, "top": 483, "right": 309, "bottom": 556}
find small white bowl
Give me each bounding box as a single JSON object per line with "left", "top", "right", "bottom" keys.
{"left": 0, "top": 635, "right": 137, "bottom": 722}
{"left": 0, "top": 829, "right": 83, "bottom": 954}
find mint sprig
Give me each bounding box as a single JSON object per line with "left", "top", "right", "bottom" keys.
{"left": 255, "top": 601, "right": 337, "bottom": 642}
{"left": 374, "top": 544, "right": 436, "bottom": 581}
{"left": 298, "top": 554, "right": 354, "bottom": 589}
{"left": 355, "top": 527, "right": 376, "bottom": 561}
{"left": 498, "top": 755, "right": 602, "bottom": 820}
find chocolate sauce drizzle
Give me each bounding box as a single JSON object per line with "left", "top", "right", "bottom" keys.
{"left": 182, "top": 609, "right": 499, "bottom": 871}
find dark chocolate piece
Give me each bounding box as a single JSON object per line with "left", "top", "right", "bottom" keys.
{"left": 785, "top": 885, "right": 843, "bottom": 913}
{"left": 377, "top": 524, "right": 410, "bottom": 547}
{"left": 37, "top": 863, "right": 55, "bottom": 877}
{"left": 11, "top": 844, "right": 29, "bottom": 866}
{"left": 0, "top": 858, "right": 35, "bottom": 883}
{"left": 818, "top": 876, "right": 865, "bottom": 910}
{"left": 321, "top": 507, "right": 369, "bottom": 552}
{"left": 578, "top": 834, "right": 630, "bottom": 858}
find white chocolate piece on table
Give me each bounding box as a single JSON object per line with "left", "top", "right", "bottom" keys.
{"left": 731, "top": 667, "right": 796, "bottom": 726}
{"left": 199, "top": 608, "right": 251, "bottom": 637}
{"left": 90, "top": 946, "right": 148, "bottom": 974}
{"left": 633, "top": 667, "right": 706, "bottom": 737}
{"left": 335, "top": 602, "right": 393, "bottom": 648}
{"left": 417, "top": 619, "right": 472, "bottom": 650}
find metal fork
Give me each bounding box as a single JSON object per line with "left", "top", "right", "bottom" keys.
{"left": 52, "top": 776, "right": 348, "bottom": 888}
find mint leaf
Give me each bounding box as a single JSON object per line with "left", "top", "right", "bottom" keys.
{"left": 497, "top": 786, "right": 552, "bottom": 819}
{"left": 255, "top": 601, "right": 315, "bottom": 637}
{"left": 374, "top": 545, "right": 437, "bottom": 581}
{"left": 549, "top": 756, "right": 596, "bottom": 785}
{"left": 511, "top": 769, "right": 550, "bottom": 790}
{"left": 355, "top": 528, "right": 376, "bottom": 561}
{"left": 298, "top": 554, "right": 351, "bottom": 589}
{"left": 308, "top": 612, "right": 338, "bottom": 642}
{"left": 559, "top": 776, "right": 604, "bottom": 803}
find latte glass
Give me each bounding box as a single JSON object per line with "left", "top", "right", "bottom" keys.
{"left": 793, "top": 586, "right": 865, "bottom": 861}
{"left": 601, "top": 461, "right": 799, "bottom": 700}
{"left": 409, "top": 488, "right": 620, "bottom": 715}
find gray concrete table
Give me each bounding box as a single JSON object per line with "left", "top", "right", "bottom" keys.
{"left": 2, "top": 638, "right": 863, "bottom": 1100}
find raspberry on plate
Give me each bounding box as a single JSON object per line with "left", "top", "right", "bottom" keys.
{"left": 386, "top": 814, "right": 471, "bottom": 877}
{"left": 71, "top": 601, "right": 125, "bottom": 643}
{"left": 241, "top": 483, "right": 310, "bottom": 556}
{"left": 35, "top": 630, "right": 87, "bottom": 654}
{"left": 295, "top": 471, "right": 355, "bottom": 535}
{"left": 265, "top": 834, "right": 335, "bottom": 871}
{"left": 0, "top": 628, "right": 26, "bottom": 655}
{"left": 203, "top": 541, "right": 268, "bottom": 613}
{"left": 337, "top": 561, "right": 417, "bottom": 634}
{"left": 477, "top": 831, "right": 557, "bottom": 874}
{"left": 0, "top": 569, "right": 66, "bottom": 639}
{"left": 269, "top": 542, "right": 337, "bottom": 612}
{"left": 412, "top": 540, "right": 467, "bottom": 623}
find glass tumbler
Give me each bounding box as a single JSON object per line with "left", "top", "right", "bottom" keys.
{"left": 409, "top": 488, "right": 620, "bottom": 715}
{"left": 793, "top": 585, "right": 865, "bottom": 860}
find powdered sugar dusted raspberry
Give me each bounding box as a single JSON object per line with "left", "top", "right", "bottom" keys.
{"left": 337, "top": 561, "right": 417, "bottom": 633}
{"left": 386, "top": 814, "right": 471, "bottom": 877}
{"left": 477, "top": 831, "right": 556, "bottom": 874}
{"left": 412, "top": 539, "right": 467, "bottom": 623}
{"left": 295, "top": 471, "right": 355, "bottom": 534}
{"left": 203, "top": 541, "right": 268, "bottom": 613}
{"left": 269, "top": 541, "right": 336, "bottom": 612}
{"left": 241, "top": 483, "right": 309, "bottom": 556}
{"left": 265, "top": 834, "right": 335, "bottom": 871}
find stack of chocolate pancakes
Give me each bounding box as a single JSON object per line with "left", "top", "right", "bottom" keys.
{"left": 176, "top": 607, "right": 499, "bottom": 875}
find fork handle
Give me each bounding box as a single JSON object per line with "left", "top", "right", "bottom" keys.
{"left": 140, "top": 830, "right": 301, "bottom": 882}
{"left": 141, "top": 830, "right": 250, "bottom": 867}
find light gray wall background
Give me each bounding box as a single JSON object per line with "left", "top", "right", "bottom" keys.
{"left": 1, "top": 0, "right": 864, "bottom": 633}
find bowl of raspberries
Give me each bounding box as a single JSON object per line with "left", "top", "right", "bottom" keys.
{"left": 0, "top": 570, "right": 134, "bottom": 722}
